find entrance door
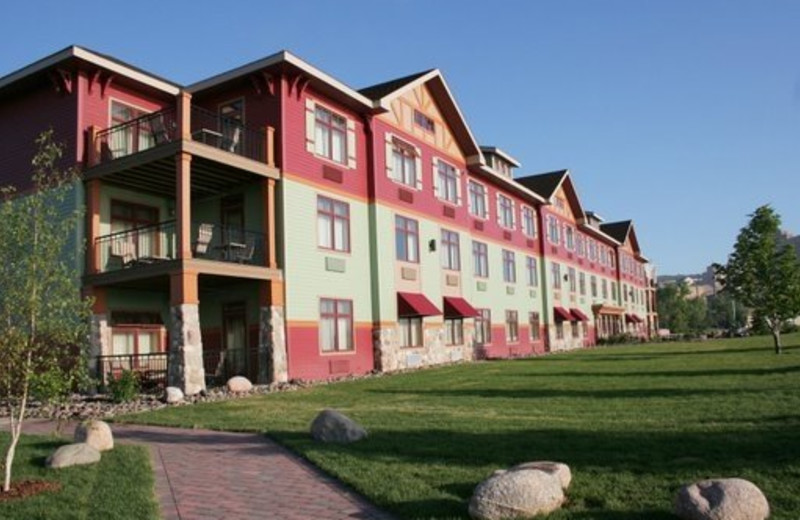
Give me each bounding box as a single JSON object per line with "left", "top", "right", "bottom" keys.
{"left": 223, "top": 303, "right": 247, "bottom": 377}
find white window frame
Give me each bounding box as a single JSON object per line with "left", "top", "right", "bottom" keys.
{"left": 305, "top": 98, "right": 357, "bottom": 169}
{"left": 468, "top": 179, "right": 489, "bottom": 219}
{"left": 497, "top": 194, "right": 515, "bottom": 229}
{"left": 433, "top": 157, "right": 462, "bottom": 205}
{"left": 385, "top": 133, "right": 422, "bottom": 190}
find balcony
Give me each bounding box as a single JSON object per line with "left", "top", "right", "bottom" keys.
{"left": 89, "top": 106, "right": 275, "bottom": 168}
{"left": 94, "top": 220, "right": 268, "bottom": 274}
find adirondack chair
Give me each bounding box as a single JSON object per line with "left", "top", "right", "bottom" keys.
{"left": 111, "top": 239, "right": 136, "bottom": 267}
{"left": 193, "top": 223, "right": 214, "bottom": 256}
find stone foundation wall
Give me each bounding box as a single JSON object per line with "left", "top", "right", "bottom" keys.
{"left": 168, "top": 303, "right": 206, "bottom": 395}
{"left": 374, "top": 322, "right": 475, "bottom": 372}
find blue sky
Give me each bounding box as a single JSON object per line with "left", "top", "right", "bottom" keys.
{"left": 2, "top": 0, "right": 798, "bottom": 275}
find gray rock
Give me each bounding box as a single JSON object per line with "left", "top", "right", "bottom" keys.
{"left": 508, "top": 461, "right": 572, "bottom": 490}
{"left": 469, "top": 468, "right": 565, "bottom": 520}
{"left": 675, "top": 478, "right": 770, "bottom": 520}
{"left": 46, "top": 442, "right": 101, "bottom": 468}
{"left": 74, "top": 420, "right": 114, "bottom": 451}
{"left": 310, "top": 409, "right": 368, "bottom": 443}
{"left": 226, "top": 376, "right": 253, "bottom": 393}
{"left": 165, "top": 386, "right": 185, "bottom": 404}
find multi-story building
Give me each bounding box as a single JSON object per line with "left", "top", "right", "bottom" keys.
{"left": 0, "top": 46, "right": 658, "bottom": 394}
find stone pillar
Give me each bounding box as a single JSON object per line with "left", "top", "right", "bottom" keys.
{"left": 257, "top": 280, "right": 288, "bottom": 384}
{"left": 86, "top": 287, "right": 109, "bottom": 385}
{"left": 168, "top": 270, "right": 205, "bottom": 395}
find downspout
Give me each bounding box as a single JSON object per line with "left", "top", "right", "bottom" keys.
{"left": 362, "top": 113, "right": 383, "bottom": 371}
{"left": 538, "top": 206, "right": 551, "bottom": 352}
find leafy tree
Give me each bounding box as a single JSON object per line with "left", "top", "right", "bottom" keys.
{"left": 706, "top": 291, "right": 746, "bottom": 331}
{"left": 0, "top": 130, "right": 91, "bottom": 493}
{"left": 715, "top": 205, "right": 800, "bottom": 354}
{"left": 656, "top": 282, "right": 708, "bottom": 334}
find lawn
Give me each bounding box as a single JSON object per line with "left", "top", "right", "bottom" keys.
{"left": 0, "top": 433, "right": 158, "bottom": 519}
{"left": 121, "top": 334, "right": 800, "bottom": 519}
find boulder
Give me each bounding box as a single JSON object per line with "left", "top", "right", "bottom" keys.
{"left": 310, "top": 409, "right": 368, "bottom": 443}
{"left": 74, "top": 420, "right": 114, "bottom": 452}
{"left": 46, "top": 442, "right": 101, "bottom": 469}
{"left": 508, "top": 461, "right": 572, "bottom": 490}
{"left": 226, "top": 376, "right": 253, "bottom": 393}
{"left": 165, "top": 386, "right": 185, "bottom": 404}
{"left": 469, "top": 468, "right": 565, "bottom": 520}
{"left": 675, "top": 478, "right": 769, "bottom": 520}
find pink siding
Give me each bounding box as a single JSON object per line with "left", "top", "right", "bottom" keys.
{"left": 286, "top": 325, "right": 374, "bottom": 381}
{"left": 0, "top": 82, "right": 77, "bottom": 190}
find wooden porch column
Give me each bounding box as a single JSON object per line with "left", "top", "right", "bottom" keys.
{"left": 86, "top": 179, "right": 101, "bottom": 274}
{"left": 86, "top": 126, "right": 100, "bottom": 167}
{"left": 176, "top": 151, "right": 192, "bottom": 260}
{"left": 262, "top": 178, "right": 278, "bottom": 269}
{"left": 264, "top": 125, "right": 275, "bottom": 167}
{"left": 170, "top": 270, "right": 199, "bottom": 306}
{"left": 177, "top": 91, "right": 192, "bottom": 141}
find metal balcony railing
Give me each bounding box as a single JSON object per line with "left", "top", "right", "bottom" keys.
{"left": 94, "top": 220, "right": 267, "bottom": 273}
{"left": 190, "top": 106, "right": 266, "bottom": 163}
{"left": 95, "top": 108, "right": 178, "bottom": 163}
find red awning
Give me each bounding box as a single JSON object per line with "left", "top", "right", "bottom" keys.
{"left": 632, "top": 314, "right": 643, "bottom": 323}
{"left": 570, "top": 308, "right": 589, "bottom": 322}
{"left": 443, "top": 296, "right": 479, "bottom": 318}
{"left": 625, "top": 313, "right": 642, "bottom": 324}
{"left": 554, "top": 306, "right": 573, "bottom": 321}
{"left": 398, "top": 292, "right": 441, "bottom": 317}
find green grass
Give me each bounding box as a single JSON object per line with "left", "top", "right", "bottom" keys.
{"left": 120, "top": 334, "right": 800, "bottom": 519}
{"left": 0, "top": 433, "right": 158, "bottom": 519}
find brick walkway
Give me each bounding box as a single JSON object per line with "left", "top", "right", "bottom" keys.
{"left": 4, "top": 419, "right": 395, "bottom": 520}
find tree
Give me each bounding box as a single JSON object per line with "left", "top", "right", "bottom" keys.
{"left": 656, "top": 282, "right": 708, "bottom": 334}
{"left": 715, "top": 205, "right": 800, "bottom": 354}
{"left": 0, "top": 130, "right": 91, "bottom": 493}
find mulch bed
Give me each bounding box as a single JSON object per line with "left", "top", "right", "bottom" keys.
{"left": 0, "top": 480, "right": 61, "bottom": 502}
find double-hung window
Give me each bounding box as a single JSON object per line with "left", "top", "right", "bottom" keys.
{"left": 314, "top": 105, "right": 347, "bottom": 164}
{"left": 548, "top": 216, "right": 560, "bottom": 244}
{"left": 468, "top": 181, "right": 488, "bottom": 218}
{"left": 552, "top": 262, "right": 562, "bottom": 290}
{"left": 576, "top": 234, "right": 585, "bottom": 257}
{"left": 521, "top": 206, "right": 536, "bottom": 237}
{"left": 320, "top": 299, "right": 353, "bottom": 352}
{"left": 391, "top": 139, "right": 418, "bottom": 188}
{"left": 602, "top": 279, "right": 608, "bottom": 299}
{"left": 568, "top": 267, "right": 577, "bottom": 292}
{"left": 436, "top": 160, "right": 459, "bottom": 204}
{"left": 444, "top": 318, "right": 464, "bottom": 346}
{"left": 472, "top": 241, "right": 489, "bottom": 278}
{"left": 498, "top": 195, "right": 514, "bottom": 229}
{"left": 505, "top": 310, "right": 519, "bottom": 343}
{"left": 529, "top": 312, "right": 540, "bottom": 341}
{"left": 441, "top": 229, "right": 460, "bottom": 271}
{"left": 565, "top": 226, "right": 575, "bottom": 250}
{"left": 475, "top": 309, "right": 491, "bottom": 345}
{"left": 526, "top": 256, "right": 538, "bottom": 287}
{"left": 395, "top": 216, "right": 419, "bottom": 262}
{"left": 502, "top": 250, "right": 516, "bottom": 283}
{"left": 399, "top": 317, "right": 422, "bottom": 348}
{"left": 591, "top": 275, "right": 598, "bottom": 298}
{"left": 579, "top": 272, "right": 586, "bottom": 295}
{"left": 317, "top": 196, "right": 350, "bottom": 252}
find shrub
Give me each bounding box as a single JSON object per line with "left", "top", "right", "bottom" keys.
{"left": 107, "top": 370, "right": 140, "bottom": 403}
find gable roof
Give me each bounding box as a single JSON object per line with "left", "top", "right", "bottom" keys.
{"left": 516, "top": 170, "right": 568, "bottom": 200}
{"left": 0, "top": 45, "right": 180, "bottom": 96}
{"left": 359, "top": 69, "right": 434, "bottom": 100}
{"left": 600, "top": 220, "right": 632, "bottom": 243}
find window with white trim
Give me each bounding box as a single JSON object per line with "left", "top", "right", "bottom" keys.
{"left": 395, "top": 215, "right": 419, "bottom": 263}
{"left": 579, "top": 272, "right": 586, "bottom": 295}
{"left": 305, "top": 99, "right": 356, "bottom": 168}
{"left": 320, "top": 298, "right": 354, "bottom": 352}
{"left": 526, "top": 256, "right": 538, "bottom": 287}
{"left": 591, "top": 275, "right": 598, "bottom": 298}
{"left": 399, "top": 317, "right": 423, "bottom": 348}
{"left": 565, "top": 226, "right": 575, "bottom": 250}
{"left": 444, "top": 318, "right": 464, "bottom": 346}
{"left": 552, "top": 262, "right": 562, "bottom": 290}
{"left": 521, "top": 206, "right": 536, "bottom": 237}
{"left": 576, "top": 234, "right": 586, "bottom": 257}
{"left": 568, "top": 267, "right": 577, "bottom": 292}
{"left": 435, "top": 159, "right": 461, "bottom": 204}
{"left": 497, "top": 194, "right": 515, "bottom": 229}
{"left": 468, "top": 180, "right": 488, "bottom": 219}
{"left": 547, "top": 215, "right": 560, "bottom": 244}
{"left": 441, "top": 229, "right": 460, "bottom": 271}
{"left": 473, "top": 240, "right": 489, "bottom": 278}
{"left": 529, "top": 312, "right": 540, "bottom": 341}
{"left": 505, "top": 310, "right": 519, "bottom": 343}
{"left": 386, "top": 135, "right": 421, "bottom": 189}
{"left": 502, "top": 249, "right": 516, "bottom": 283}
{"left": 317, "top": 196, "right": 350, "bottom": 252}
{"left": 602, "top": 279, "right": 608, "bottom": 299}
{"left": 475, "top": 309, "right": 491, "bottom": 345}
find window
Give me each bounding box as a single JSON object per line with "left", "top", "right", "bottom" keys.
{"left": 591, "top": 275, "right": 598, "bottom": 298}
{"left": 502, "top": 250, "right": 516, "bottom": 283}
{"left": 320, "top": 299, "right": 353, "bottom": 352}
{"left": 414, "top": 109, "right": 434, "bottom": 132}
{"left": 317, "top": 196, "right": 350, "bottom": 252}
{"left": 475, "top": 309, "right": 491, "bottom": 345}
{"left": 529, "top": 312, "right": 540, "bottom": 341}
{"left": 110, "top": 101, "right": 152, "bottom": 158}
{"left": 579, "top": 272, "right": 586, "bottom": 295}
{"left": 589, "top": 240, "right": 598, "bottom": 262}
{"left": 219, "top": 98, "right": 244, "bottom": 154}
{"left": 395, "top": 216, "right": 419, "bottom": 262}
{"left": 568, "top": 267, "right": 576, "bottom": 292}
{"left": 473, "top": 241, "right": 489, "bottom": 278}
{"left": 548, "top": 216, "right": 560, "bottom": 244}
{"left": 468, "top": 181, "right": 488, "bottom": 219}
{"left": 526, "top": 256, "right": 538, "bottom": 287}
{"left": 609, "top": 252, "right": 616, "bottom": 268}
{"left": 445, "top": 318, "right": 464, "bottom": 346}
{"left": 314, "top": 105, "right": 347, "bottom": 164}
{"left": 565, "top": 226, "right": 575, "bottom": 250}
{"left": 441, "top": 229, "right": 460, "bottom": 271}
{"left": 611, "top": 281, "right": 618, "bottom": 301}
{"left": 576, "top": 234, "right": 586, "bottom": 257}
{"left": 521, "top": 206, "right": 536, "bottom": 237}
{"left": 498, "top": 194, "right": 515, "bottom": 229}
{"left": 436, "top": 160, "right": 460, "bottom": 204}
{"left": 505, "top": 310, "right": 519, "bottom": 343}
{"left": 623, "top": 283, "right": 628, "bottom": 302}
{"left": 399, "top": 317, "right": 422, "bottom": 348}
{"left": 602, "top": 279, "right": 608, "bottom": 299}
{"left": 111, "top": 327, "right": 163, "bottom": 358}
{"left": 390, "top": 139, "right": 418, "bottom": 188}
{"left": 556, "top": 321, "right": 564, "bottom": 340}
{"left": 551, "top": 262, "right": 562, "bottom": 290}
{"left": 110, "top": 200, "right": 159, "bottom": 259}
{"left": 571, "top": 321, "right": 580, "bottom": 338}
